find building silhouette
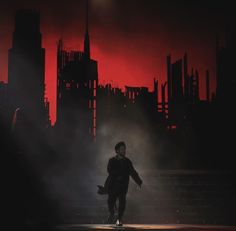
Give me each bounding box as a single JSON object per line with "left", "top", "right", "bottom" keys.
{"left": 0, "top": 81, "right": 8, "bottom": 119}
{"left": 216, "top": 34, "right": 236, "bottom": 104}
{"left": 96, "top": 78, "right": 164, "bottom": 133}
{"left": 124, "top": 79, "right": 160, "bottom": 123}
{"left": 167, "top": 53, "right": 204, "bottom": 128}
{"left": 210, "top": 31, "right": 236, "bottom": 166}
{"left": 8, "top": 9, "right": 49, "bottom": 130}
{"left": 97, "top": 84, "right": 126, "bottom": 125}
{"left": 167, "top": 55, "right": 185, "bottom": 125}
{"left": 56, "top": 0, "right": 98, "bottom": 142}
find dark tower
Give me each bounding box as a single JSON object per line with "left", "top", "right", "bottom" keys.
{"left": 56, "top": 0, "right": 98, "bottom": 142}
{"left": 183, "top": 53, "right": 190, "bottom": 100}
{"left": 0, "top": 82, "right": 8, "bottom": 119}
{"left": 206, "top": 70, "right": 210, "bottom": 102}
{"left": 216, "top": 33, "right": 236, "bottom": 104}
{"left": 84, "top": 0, "right": 90, "bottom": 60}
{"left": 167, "top": 56, "right": 185, "bottom": 125}
{"left": 8, "top": 9, "right": 48, "bottom": 129}
{"left": 154, "top": 78, "right": 158, "bottom": 111}
{"left": 161, "top": 82, "right": 167, "bottom": 116}
{"left": 171, "top": 59, "right": 183, "bottom": 101}
{"left": 167, "top": 55, "right": 172, "bottom": 102}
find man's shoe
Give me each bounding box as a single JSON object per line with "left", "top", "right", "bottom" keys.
{"left": 115, "top": 219, "right": 123, "bottom": 226}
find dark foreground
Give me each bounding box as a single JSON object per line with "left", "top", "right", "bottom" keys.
{"left": 56, "top": 224, "right": 236, "bottom": 231}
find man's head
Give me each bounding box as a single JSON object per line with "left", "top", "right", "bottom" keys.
{"left": 115, "top": 141, "right": 126, "bottom": 157}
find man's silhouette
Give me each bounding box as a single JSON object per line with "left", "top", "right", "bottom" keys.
{"left": 102, "top": 141, "right": 143, "bottom": 226}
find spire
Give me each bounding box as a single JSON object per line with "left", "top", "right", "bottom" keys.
{"left": 84, "top": 0, "right": 90, "bottom": 60}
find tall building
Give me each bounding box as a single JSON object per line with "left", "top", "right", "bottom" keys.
{"left": 8, "top": 9, "right": 49, "bottom": 129}
{"left": 56, "top": 0, "right": 98, "bottom": 142}
{"left": 0, "top": 81, "right": 8, "bottom": 118}
{"left": 167, "top": 55, "right": 185, "bottom": 124}
{"left": 167, "top": 54, "right": 202, "bottom": 127}
{"left": 216, "top": 34, "right": 236, "bottom": 104}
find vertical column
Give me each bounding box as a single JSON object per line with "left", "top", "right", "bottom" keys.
{"left": 93, "top": 79, "right": 97, "bottom": 141}
{"left": 206, "top": 70, "right": 210, "bottom": 102}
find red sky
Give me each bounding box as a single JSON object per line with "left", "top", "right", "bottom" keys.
{"left": 1, "top": 0, "right": 230, "bottom": 125}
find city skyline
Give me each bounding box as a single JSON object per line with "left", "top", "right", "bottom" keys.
{"left": 1, "top": 5, "right": 235, "bottom": 160}
{"left": 1, "top": 0, "right": 232, "bottom": 124}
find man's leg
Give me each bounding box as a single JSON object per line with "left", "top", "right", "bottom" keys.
{"left": 107, "top": 193, "right": 117, "bottom": 223}
{"left": 118, "top": 192, "right": 126, "bottom": 221}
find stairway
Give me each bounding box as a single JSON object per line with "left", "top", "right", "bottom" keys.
{"left": 60, "top": 170, "right": 236, "bottom": 225}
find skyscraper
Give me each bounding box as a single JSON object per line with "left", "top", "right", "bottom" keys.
{"left": 167, "top": 56, "right": 184, "bottom": 124}
{"left": 8, "top": 9, "right": 49, "bottom": 130}
{"left": 56, "top": 0, "right": 98, "bottom": 142}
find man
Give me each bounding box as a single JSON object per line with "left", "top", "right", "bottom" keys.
{"left": 105, "top": 141, "right": 143, "bottom": 226}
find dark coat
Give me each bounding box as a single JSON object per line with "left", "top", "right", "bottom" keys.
{"left": 105, "top": 156, "right": 142, "bottom": 195}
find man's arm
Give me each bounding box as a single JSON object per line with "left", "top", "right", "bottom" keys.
{"left": 129, "top": 160, "right": 142, "bottom": 186}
